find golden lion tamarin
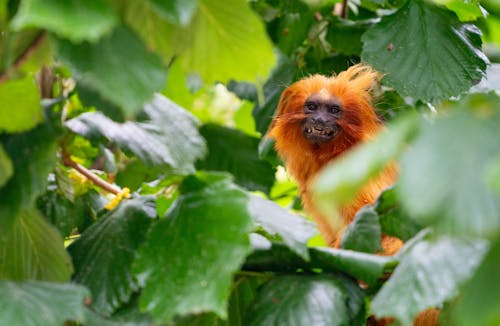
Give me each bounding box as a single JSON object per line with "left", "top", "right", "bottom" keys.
{"left": 268, "top": 64, "right": 401, "bottom": 254}
{"left": 268, "top": 64, "right": 440, "bottom": 325}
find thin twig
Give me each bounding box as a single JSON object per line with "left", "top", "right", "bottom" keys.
{"left": 341, "top": 0, "right": 349, "bottom": 19}
{"left": 0, "top": 32, "right": 47, "bottom": 84}
{"left": 61, "top": 148, "right": 121, "bottom": 195}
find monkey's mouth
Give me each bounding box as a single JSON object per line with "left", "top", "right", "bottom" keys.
{"left": 302, "top": 122, "right": 338, "bottom": 143}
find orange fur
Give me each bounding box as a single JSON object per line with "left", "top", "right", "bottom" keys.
{"left": 268, "top": 64, "right": 399, "bottom": 249}
{"left": 269, "top": 64, "right": 439, "bottom": 325}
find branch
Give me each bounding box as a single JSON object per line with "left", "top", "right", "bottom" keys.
{"left": 61, "top": 148, "right": 121, "bottom": 196}
{"left": 341, "top": 0, "right": 349, "bottom": 19}
{"left": 0, "top": 32, "right": 47, "bottom": 84}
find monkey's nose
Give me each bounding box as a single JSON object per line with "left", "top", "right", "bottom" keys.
{"left": 311, "top": 117, "right": 329, "bottom": 125}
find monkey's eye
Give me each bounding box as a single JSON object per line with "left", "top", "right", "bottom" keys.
{"left": 328, "top": 104, "right": 341, "bottom": 114}
{"left": 305, "top": 102, "right": 318, "bottom": 112}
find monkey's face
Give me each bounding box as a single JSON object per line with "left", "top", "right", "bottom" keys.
{"left": 301, "top": 92, "right": 343, "bottom": 144}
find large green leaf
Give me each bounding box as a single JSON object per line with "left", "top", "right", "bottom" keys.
{"left": 133, "top": 173, "right": 254, "bottom": 323}
{"left": 450, "top": 238, "right": 500, "bottom": 326}
{"left": 149, "top": 0, "right": 198, "bottom": 26}
{"left": 0, "top": 75, "right": 42, "bottom": 132}
{"left": 340, "top": 206, "right": 382, "bottom": 253}
{"left": 398, "top": 103, "right": 500, "bottom": 238}
{"left": 0, "top": 144, "right": 13, "bottom": 187}
{"left": 123, "top": 0, "right": 276, "bottom": 83}
{"left": 66, "top": 94, "right": 206, "bottom": 174}
{"left": 68, "top": 197, "right": 155, "bottom": 316}
{"left": 371, "top": 233, "right": 488, "bottom": 325}
{"left": 0, "top": 281, "right": 88, "bottom": 326}
{"left": 248, "top": 195, "right": 317, "bottom": 260}
{"left": 196, "top": 124, "right": 275, "bottom": 193}
{"left": 54, "top": 26, "right": 166, "bottom": 115}
{"left": 362, "top": 0, "right": 488, "bottom": 102}
{"left": 11, "top": 0, "right": 118, "bottom": 42}
{"left": 0, "top": 122, "right": 58, "bottom": 231}
{"left": 244, "top": 240, "right": 397, "bottom": 287}
{"left": 168, "top": 0, "right": 276, "bottom": 83}
{"left": 313, "top": 113, "right": 419, "bottom": 219}
{"left": 0, "top": 209, "right": 73, "bottom": 282}
{"left": 246, "top": 275, "right": 365, "bottom": 326}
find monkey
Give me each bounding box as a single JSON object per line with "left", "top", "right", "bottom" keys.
{"left": 268, "top": 64, "right": 402, "bottom": 254}
{"left": 267, "top": 64, "right": 440, "bottom": 325}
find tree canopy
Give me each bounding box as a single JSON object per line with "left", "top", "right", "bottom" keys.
{"left": 1, "top": 0, "right": 500, "bottom": 325}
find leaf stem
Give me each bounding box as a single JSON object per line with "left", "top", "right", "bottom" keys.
{"left": 61, "top": 147, "right": 121, "bottom": 195}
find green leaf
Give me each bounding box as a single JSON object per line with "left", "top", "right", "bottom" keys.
{"left": 36, "top": 187, "right": 88, "bottom": 237}
{"left": 124, "top": 0, "right": 276, "bottom": 83}
{"left": 175, "top": 276, "right": 264, "bottom": 326}
{"left": 371, "top": 233, "right": 488, "bottom": 325}
{"left": 175, "top": 313, "right": 226, "bottom": 326}
{"left": 246, "top": 275, "right": 365, "bottom": 326}
{"left": 253, "top": 56, "right": 297, "bottom": 134}
{"left": 486, "top": 155, "right": 500, "bottom": 194}
{"left": 149, "top": 0, "right": 198, "bottom": 26}
{"left": 234, "top": 100, "right": 259, "bottom": 137}
{"left": 0, "top": 144, "right": 13, "bottom": 187}
{"left": 66, "top": 94, "right": 206, "bottom": 174}
{"left": 0, "top": 122, "right": 58, "bottom": 231}
{"left": 360, "top": 0, "right": 407, "bottom": 10}
{"left": 432, "top": 0, "right": 483, "bottom": 21}
{"left": 227, "top": 276, "right": 264, "bottom": 326}
{"left": 175, "top": 276, "right": 267, "bottom": 326}
{"left": 398, "top": 106, "right": 500, "bottom": 238}
{"left": 361, "top": 0, "right": 488, "bottom": 102}
{"left": 196, "top": 124, "right": 275, "bottom": 193}
{"left": 68, "top": 197, "right": 155, "bottom": 316}
{"left": 171, "top": 0, "right": 276, "bottom": 83}
{"left": 83, "top": 308, "right": 151, "bottom": 326}
{"left": 0, "top": 76, "right": 42, "bottom": 132}
{"left": 133, "top": 173, "right": 254, "bottom": 323}
{"left": 376, "top": 187, "right": 422, "bottom": 241}
{"left": 341, "top": 206, "right": 382, "bottom": 253}
{"left": 0, "top": 209, "right": 73, "bottom": 282}
{"left": 0, "top": 281, "right": 88, "bottom": 326}
{"left": 266, "top": 3, "right": 314, "bottom": 55}
{"left": 248, "top": 195, "right": 317, "bottom": 260}
{"left": 312, "top": 113, "right": 419, "bottom": 217}
{"left": 11, "top": 0, "right": 118, "bottom": 42}
{"left": 450, "top": 238, "right": 500, "bottom": 326}
{"left": 326, "top": 18, "right": 377, "bottom": 56}
{"left": 310, "top": 247, "right": 397, "bottom": 287}
{"left": 244, "top": 240, "right": 397, "bottom": 287}
{"left": 54, "top": 26, "right": 166, "bottom": 115}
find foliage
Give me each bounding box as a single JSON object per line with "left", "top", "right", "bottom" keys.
{"left": 0, "top": 0, "right": 499, "bottom": 325}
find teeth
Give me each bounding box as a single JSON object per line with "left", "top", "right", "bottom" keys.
{"left": 305, "top": 126, "right": 334, "bottom": 137}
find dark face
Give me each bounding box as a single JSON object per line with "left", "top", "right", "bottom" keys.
{"left": 301, "top": 93, "right": 343, "bottom": 144}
